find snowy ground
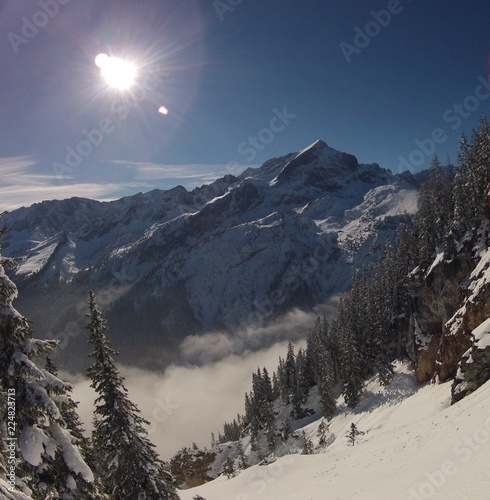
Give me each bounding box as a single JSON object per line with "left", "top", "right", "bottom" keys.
{"left": 181, "top": 363, "right": 490, "bottom": 500}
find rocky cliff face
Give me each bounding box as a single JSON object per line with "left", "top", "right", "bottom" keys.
{"left": 170, "top": 448, "right": 219, "bottom": 488}
{"left": 408, "top": 237, "right": 490, "bottom": 401}
{"left": 451, "top": 316, "right": 490, "bottom": 403}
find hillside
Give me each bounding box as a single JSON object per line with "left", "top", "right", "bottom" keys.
{"left": 179, "top": 364, "right": 490, "bottom": 500}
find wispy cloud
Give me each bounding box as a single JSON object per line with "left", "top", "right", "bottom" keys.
{"left": 0, "top": 156, "right": 152, "bottom": 211}
{"left": 111, "top": 160, "right": 251, "bottom": 183}
{"left": 0, "top": 156, "right": 253, "bottom": 211}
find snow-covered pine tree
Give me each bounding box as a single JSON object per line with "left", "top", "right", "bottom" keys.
{"left": 370, "top": 245, "right": 396, "bottom": 386}
{"left": 222, "top": 457, "right": 235, "bottom": 479}
{"left": 236, "top": 441, "right": 248, "bottom": 470}
{"left": 284, "top": 343, "right": 304, "bottom": 416}
{"left": 250, "top": 436, "right": 265, "bottom": 461}
{"left": 300, "top": 431, "right": 314, "bottom": 455}
{"left": 44, "top": 357, "right": 107, "bottom": 498}
{"left": 0, "top": 246, "right": 96, "bottom": 498}
{"left": 415, "top": 156, "right": 452, "bottom": 269}
{"left": 85, "top": 290, "right": 179, "bottom": 500}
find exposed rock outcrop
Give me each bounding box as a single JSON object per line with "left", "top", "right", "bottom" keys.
{"left": 170, "top": 448, "right": 219, "bottom": 488}
{"left": 408, "top": 240, "right": 490, "bottom": 395}
{"left": 452, "top": 317, "right": 490, "bottom": 403}
{"left": 408, "top": 254, "right": 472, "bottom": 383}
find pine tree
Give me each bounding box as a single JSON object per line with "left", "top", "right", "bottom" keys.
{"left": 262, "top": 367, "right": 273, "bottom": 403}
{"left": 250, "top": 436, "right": 265, "bottom": 461}
{"left": 236, "top": 441, "right": 248, "bottom": 470}
{"left": 338, "top": 300, "right": 364, "bottom": 408}
{"left": 271, "top": 371, "right": 280, "bottom": 400}
{"left": 282, "top": 416, "right": 292, "bottom": 442}
{"left": 265, "top": 420, "right": 276, "bottom": 454}
{"left": 346, "top": 423, "right": 364, "bottom": 446}
{"left": 222, "top": 457, "right": 236, "bottom": 479}
{"left": 295, "top": 348, "right": 310, "bottom": 407}
{"left": 86, "top": 290, "right": 179, "bottom": 500}
{"left": 316, "top": 420, "right": 329, "bottom": 448}
{"left": 301, "top": 431, "right": 314, "bottom": 455}
{"left": 0, "top": 247, "right": 96, "bottom": 498}
{"left": 44, "top": 357, "right": 107, "bottom": 498}
{"left": 317, "top": 349, "right": 337, "bottom": 420}
{"left": 415, "top": 156, "right": 452, "bottom": 268}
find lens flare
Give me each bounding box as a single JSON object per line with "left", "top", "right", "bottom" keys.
{"left": 95, "top": 53, "right": 137, "bottom": 90}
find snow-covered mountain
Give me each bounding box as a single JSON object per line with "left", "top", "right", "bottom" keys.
{"left": 2, "top": 140, "right": 419, "bottom": 369}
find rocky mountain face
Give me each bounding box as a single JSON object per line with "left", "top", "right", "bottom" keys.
{"left": 2, "top": 140, "right": 419, "bottom": 369}
{"left": 407, "top": 232, "right": 490, "bottom": 401}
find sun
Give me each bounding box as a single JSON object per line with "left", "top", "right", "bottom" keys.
{"left": 95, "top": 53, "right": 137, "bottom": 90}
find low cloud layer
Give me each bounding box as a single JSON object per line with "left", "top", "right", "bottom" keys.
{"left": 67, "top": 299, "right": 341, "bottom": 461}
{"left": 180, "top": 300, "right": 340, "bottom": 365}
{"left": 67, "top": 342, "right": 291, "bottom": 461}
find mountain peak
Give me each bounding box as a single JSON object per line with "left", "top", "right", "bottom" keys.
{"left": 271, "top": 139, "right": 360, "bottom": 188}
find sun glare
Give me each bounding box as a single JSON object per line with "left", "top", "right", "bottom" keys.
{"left": 95, "top": 53, "right": 137, "bottom": 90}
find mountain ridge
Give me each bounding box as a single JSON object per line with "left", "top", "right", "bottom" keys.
{"left": 2, "top": 140, "right": 419, "bottom": 369}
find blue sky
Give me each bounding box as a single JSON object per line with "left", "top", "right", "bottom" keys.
{"left": 1, "top": 0, "right": 490, "bottom": 210}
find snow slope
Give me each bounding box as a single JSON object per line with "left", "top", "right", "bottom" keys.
{"left": 181, "top": 364, "right": 490, "bottom": 500}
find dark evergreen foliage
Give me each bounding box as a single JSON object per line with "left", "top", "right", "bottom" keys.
{"left": 86, "top": 290, "right": 179, "bottom": 500}
{"left": 346, "top": 423, "right": 364, "bottom": 446}
{"left": 301, "top": 431, "right": 314, "bottom": 455}
{"left": 316, "top": 420, "right": 329, "bottom": 448}
{"left": 222, "top": 457, "right": 236, "bottom": 479}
